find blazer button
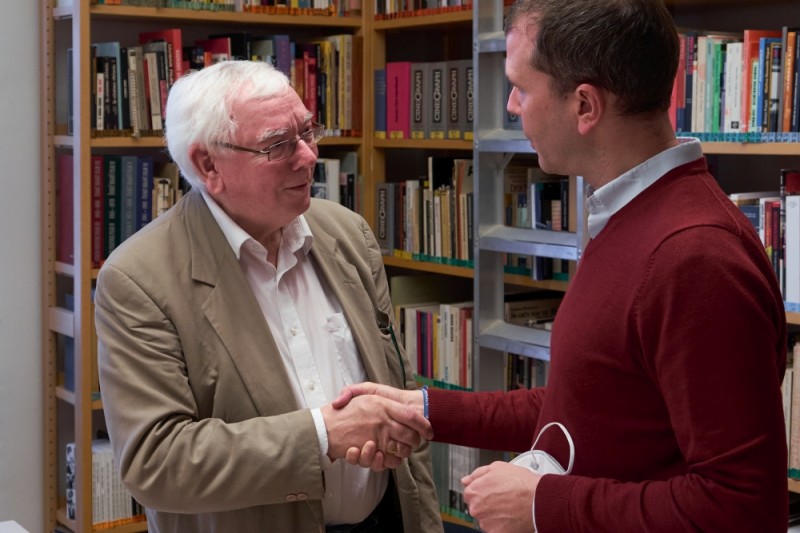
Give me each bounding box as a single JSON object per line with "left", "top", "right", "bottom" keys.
{"left": 296, "top": 493, "right": 308, "bottom": 501}
{"left": 286, "top": 494, "right": 298, "bottom": 502}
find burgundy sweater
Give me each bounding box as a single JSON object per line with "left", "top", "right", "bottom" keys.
{"left": 429, "top": 158, "right": 788, "bottom": 532}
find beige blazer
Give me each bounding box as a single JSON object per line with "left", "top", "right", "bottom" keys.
{"left": 95, "top": 191, "right": 443, "bottom": 533}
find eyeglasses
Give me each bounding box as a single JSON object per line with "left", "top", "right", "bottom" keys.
{"left": 219, "top": 123, "right": 325, "bottom": 162}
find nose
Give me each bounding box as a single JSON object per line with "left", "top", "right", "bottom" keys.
{"left": 507, "top": 86, "right": 520, "bottom": 116}
{"left": 292, "top": 136, "right": 318, "bottom": 170}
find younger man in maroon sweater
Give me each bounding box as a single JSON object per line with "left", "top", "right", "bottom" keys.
{"left": 335, "top": 0, "right": 789, "bottom": 531}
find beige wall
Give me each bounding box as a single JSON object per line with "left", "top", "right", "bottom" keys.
{"left": 0, "top": 1, "right": 43, "bottom": 532}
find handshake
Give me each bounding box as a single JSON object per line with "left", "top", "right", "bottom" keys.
{"left": 321, "top": 382, "right": 431, "bottom": 470}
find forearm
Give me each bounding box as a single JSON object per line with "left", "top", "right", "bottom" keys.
{"left": 428, "top": 387, "right": 543, "bottom": 452}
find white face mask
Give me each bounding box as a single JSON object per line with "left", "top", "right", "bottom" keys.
{"left": 510, "top": 421, "right": 575, "bottom": 475}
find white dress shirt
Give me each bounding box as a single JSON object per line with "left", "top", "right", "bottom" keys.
{"left": 201, "top": 192, "right": 387, "bottom": 525}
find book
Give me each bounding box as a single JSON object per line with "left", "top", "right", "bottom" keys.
{"left": 104, "top": 155, "right": 122, "bottom": 258}
{"left": 91, "top": 155, "right": 105, "bottom": 267}
{"left": 125, "top": 46, "right": 148, "bottom": 136}
{"left": 446, "top": 60, "right": 464, "bottom": 139}
{"left": 93, "top": 42, "right": 123, "bottom": 130}
{"left": 135, "top": 155, "right": 154, "bottom": 231}
{"left": 142, "top": 48, "right": 163, "bottom": 131}
{"left": 119, "top": 155, "right": 138, "bottom": 243}
{"left": 464, "top": 59, "right": 474, "bottom": 140}
{"left": 374, "top": 68, "right": 387, "bottom": 138}
{"left": 410, "top": 62, "right": 428, "bottom": 140}
{"left": 756, "top": 37, "right": 782, "bottom": 132}
{"left": 376, "top": 181, "right": 394, "bottom": 255}
{"left": 428, "top": 61, "right": 447, "bottom": 139}
{"left": 723, "top": 41, "right": 744, "bottom": 133}
{"left": 386, "top": 61, "right": 412, "bottom": 139}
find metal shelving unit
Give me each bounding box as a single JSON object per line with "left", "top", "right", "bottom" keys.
{"left": 471, "top": 0, "right": 586, "bottom": 392}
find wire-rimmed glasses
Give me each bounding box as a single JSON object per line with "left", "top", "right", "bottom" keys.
{"left": 219, "top": 123, "right": 325, "bottom": 162}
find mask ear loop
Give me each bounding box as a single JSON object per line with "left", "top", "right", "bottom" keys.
{"left": 530, "top": 422, "right": 576, "bottom": 475}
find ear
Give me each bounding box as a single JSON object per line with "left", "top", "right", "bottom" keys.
{"left": 190, "top": 144, "right": 224, "bottom": 194}
{"left": 574, "top": 83, "right": 604, "bottom": 136}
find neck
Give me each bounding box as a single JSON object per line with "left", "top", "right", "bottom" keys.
{"left": 583, "top": 113, "right": 678, "bottom": 189}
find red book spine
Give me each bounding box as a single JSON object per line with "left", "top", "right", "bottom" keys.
{"left": 386, "top": 61, "right": 412, "bottom": 139}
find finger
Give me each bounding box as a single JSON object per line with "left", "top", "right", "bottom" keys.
{"left": 395, "top": 441, "right": 412, "bottom": 458}
{"left": 381, "top": 452, "right": 403, "bottom": 470}
{"left": 358, "top": 441, "right": 378, "bottom": 468}
{"left": 369, "top": 451, "right": 388, "bottom": 472}
{"left": 385, "top": 418, "right": 422, "bottom": 450}
{"left": 462, "top": 464, "right": 491, "bottom": 486}
{"left": 331, "top": 382, "right": 381, "bottom": 409}
{"left": 385, "top": 440, "right": 399, "bottom": 455}
{"left": 331, "top": 388, "right": 355, "bottom": 409}
{"left": 345, "top": 446, "right": 361, "bottom": 465}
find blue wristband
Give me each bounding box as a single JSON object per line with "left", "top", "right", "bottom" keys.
{"left": 421, "top": 385, "right": 429, "bottom": 419}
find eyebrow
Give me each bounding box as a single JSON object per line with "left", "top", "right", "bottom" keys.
{"left": 255, "top": 113, "right": 315, "bottom": 144}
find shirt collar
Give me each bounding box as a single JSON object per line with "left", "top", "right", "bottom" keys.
{"left": 586, "top": 137, "right": 703, "bottom": 239}
{"left": 200, "top": 190, "right": 314, "bottom": 259}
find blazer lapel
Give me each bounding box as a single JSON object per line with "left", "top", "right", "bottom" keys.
{"left": 184, "top": 191, "right": 298, "bottom": 416}
{"left": 309, "top": 225, "right": 393, "bottom": 386}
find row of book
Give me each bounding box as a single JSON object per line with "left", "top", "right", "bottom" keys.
{"left": 374, "top": 0, "right": 471, "bottom": 20}
{"left": 66, "top": 439, "right": 145, "bottom": 528}
{"left": 671, "top": 27, "right": 800, "bottom": 140}
{"left": 728, "top": 169, "right": 800, "bottom": 306}
{"left": 376, "top": 157, "right": 474, "bottom": 267}
{"left": 78, "top": 29, "right": 362, "bottom": 139}
{"left": 56, "top": 154, "right": 186, "bottom": 268}
{"left": 392, "top": 273, "right": 562, "bottom": 389}
{"left": 375, "top": 60, "right": 474, "bottom": 141}
{"left": 89, "top": 0, "right": 357, "bottom": 16}
{"left": 503, "top": 165, "right": 577, "bottom": 281}
{"left": 310, "top": 152, "right": 363, "bottom": 212}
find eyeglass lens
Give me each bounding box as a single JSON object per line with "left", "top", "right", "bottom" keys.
{"left": 269, "top": 125, "right": 323, "bottom": 161}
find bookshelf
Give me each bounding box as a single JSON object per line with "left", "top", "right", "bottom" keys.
{"left": 40, "top": 2, "right": 365, "bottom": 532}
{"left": 40, "top": 1, "right": 800, "bottom": 532}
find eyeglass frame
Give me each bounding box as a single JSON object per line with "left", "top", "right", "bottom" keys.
{"left": 218, "top": 122, "right": 325, "bottom": 162}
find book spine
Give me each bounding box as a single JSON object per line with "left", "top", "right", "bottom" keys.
{"left": 429, "top": 61, "right": 447, "bottom": 140}
{"left": 386, "top": 61, "right": 411, "bottom": 139}
{"left": 374, "top": 68, "right": 387, "bottom": 138}
{"left": 410, "top": 62, "right": 427, "bottom": 140}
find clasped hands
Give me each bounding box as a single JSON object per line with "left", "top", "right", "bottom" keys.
{"left": 322, "top": 382, "right": 542, "bottom": 533}
{"left": 321, "top": 382, "right": 429, "bottom": 470}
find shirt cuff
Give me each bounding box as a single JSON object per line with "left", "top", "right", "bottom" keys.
{"left": 311, "top": 407, "right": 333, "bottom": 468}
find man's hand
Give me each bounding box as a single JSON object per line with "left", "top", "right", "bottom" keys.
{"left": 461, "top": 462, "right": 542, "bottom": 533}
{"left": 331, "top": 382, "right": 431, "bottom": 471}
{"left": 321, "top": 394, "right": 429, "bottom": 467}
{"left": 332, "top": 382, "right": 430, "bottom": 439}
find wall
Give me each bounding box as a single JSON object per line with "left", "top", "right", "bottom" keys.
{"left": 0, "top": 1, "right": 43, "bottom": 532}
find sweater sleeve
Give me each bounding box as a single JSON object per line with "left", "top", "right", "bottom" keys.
{"left": 534, "top": 226, "right": 788, "bottom": 532}
{"left": 428, "top": 387, "right": 546, "bottom": 453}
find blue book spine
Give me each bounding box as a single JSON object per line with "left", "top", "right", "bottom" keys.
{"left": 136, "top": 155, "right": 154, "bottom": 229}
{"left": 374, "top": 68, "right": 387, "bottom": 137}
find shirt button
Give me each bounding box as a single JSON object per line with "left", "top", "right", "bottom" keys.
{"left": 290, "top": 328, "right": 297, "bottom": 336}
{"left": 307, "top": 381, "right": 315, "bottom": 390}
{"left": 296, "top": 493, "right": 308, "bottom": 501}
{"left": 285, "top": 494, "right": 297, "bottom": 502}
